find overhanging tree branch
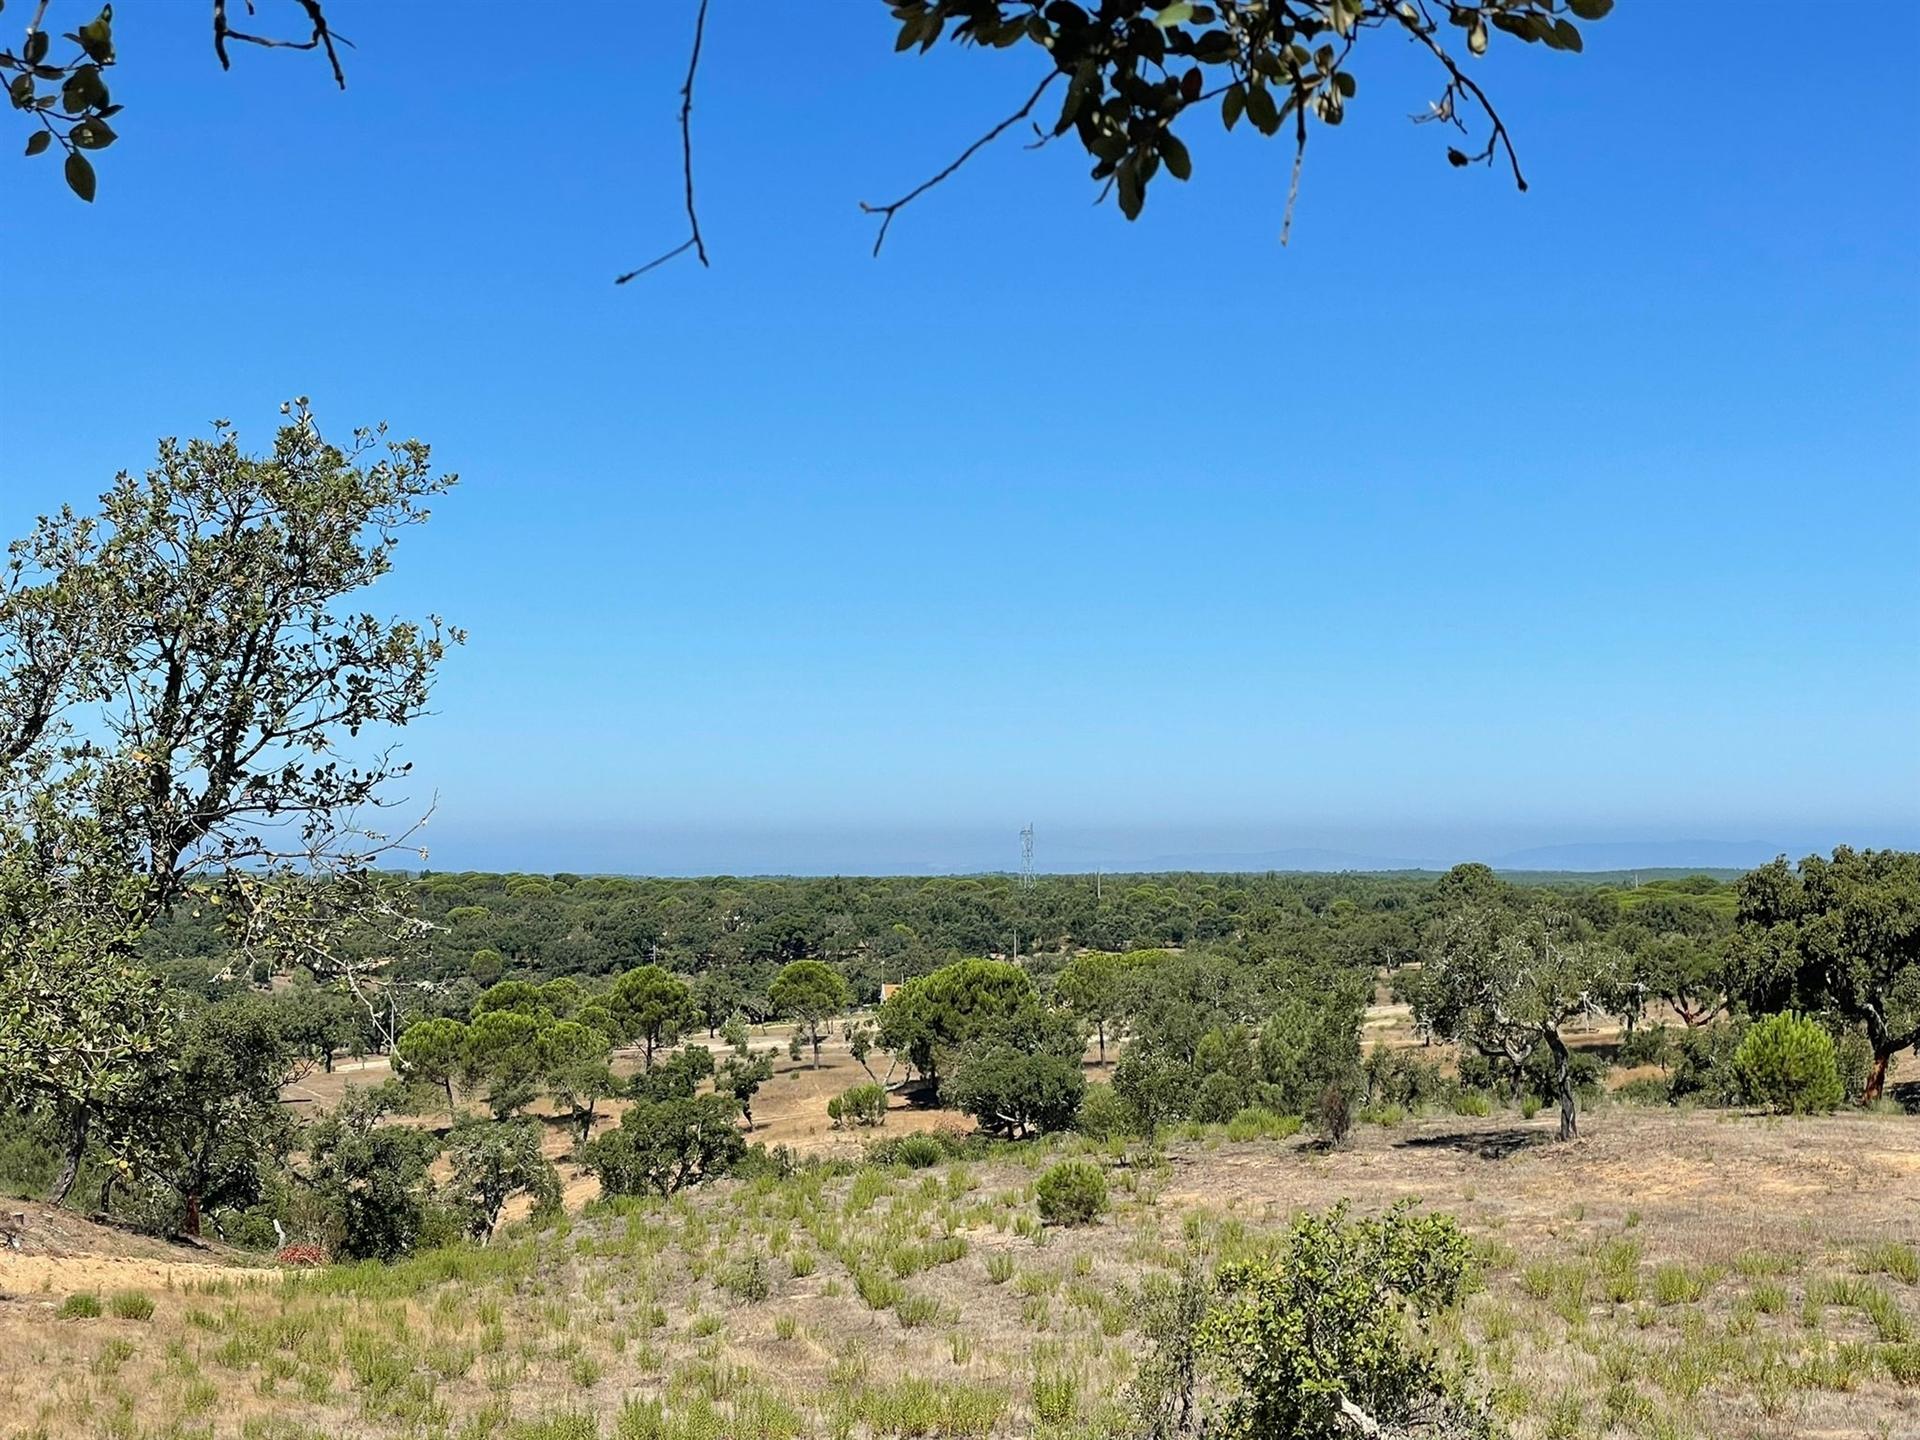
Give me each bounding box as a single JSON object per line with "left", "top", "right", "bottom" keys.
{"left": 616, "top": 0, "right": 711, "bottom": 285}
{"left": 212, "top": 0, "right": 351, "bottom": 90}
{"left": 860, "top": 69, "right": 1060, "bottom": 258}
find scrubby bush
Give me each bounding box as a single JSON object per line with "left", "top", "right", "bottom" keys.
{"left": 1075, "top": 1082, "right": 1136, "bottom": 1141}
{"left": 1035, "top": 1159, "right": 1108, "bottom": 1226}
{"left": 1224, "top": 1106, "right": 1302, "bottom": 1143}
{"left": 107, "top": 1291, "right": 154, "bottom": 1321}
{"left": 867, "top": 1132, "right": 970, "bottom": 1169}
{"left": 1667, "top": 1019, "right": 1747, "bottom": 1105}
{"left": 1831, "top": 1027, "right": 1875, "bottom": 1105}
{"left": 1615, "top": 1024, "right": 1675, "bottom": 1069}
{"left": 1192, "top": 1202, "right": 1488, "bottom": 1440}
{"left": 827, "top": 1082, "right": 889, "bottom": 1129}
{"left": 1361, "top": 1048, "right": 1450, "bottom": 1110}
{"left": 583, "top": 1094, "right": 745, "bottom": 1197}
{"left": 1312, "top": 1080, "right": 1354, "bottom": 1148}
{"left": 57, "top": 1293, "right": 102, "bottom": 1319}
{"left": 1732, "top": 1012, "right": 1844, "bottom": 1114}
{"left": 1192, "top": 1069, "right": 1252, "bottom": 1126}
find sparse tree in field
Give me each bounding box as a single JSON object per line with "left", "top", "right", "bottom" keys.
{"left": 720, "top": 1012, "right": 751, "bottom": 1057}
{"left": 607, "top": 964, "right": 696, "bottom": 1070}
{"left": 278, "top": 983, "right": 361, "bottom": 1074}
{"left": 299, "top": 1084, "right": 440, "bottom": 1262}
{"left": 877, "top": 957, "right": 1055, "bottom": 1087}
{"left": 538, "top": 1020, "right": 617, "bottom": 1145}
{"left": 0, "top": 402, "right": 457, "bottom": 1203}
{"left": 1630, "top": 933, "right": 1730, "bottom": 1029}
{"left": 395, "top": 1016, "right": 469, "bottom": 1122}
{"left": 132, "top": 995, "right": 300, "bottom": 1237}
{"left": 1055, "top": 950, "right": 1126, "bottom": 1066}
{"left": 461, "top": 1009, "right": 548, "bottom": 1120}
{"left": 947, "top": 1044, "right": 1085, "bottom": 1140}
{"left": 442, "top": 1120, "right": 562, "bottom": 1243}
{"left": 628, "top": 1043, "right": 715, "bottom": 1104}
{"left": 715, "top": 1050, "right": 775, "bottom": 1131}
{"left": 693, "top": 970, "right": 745, "bottom": 1037}
{"left": 1417, "top": 868, "right": 1628, "bottom": 1141}
{"left": 845, "top": 1018, "right": 888, "bottom": 1085}
{"left": 769, "top": 959, "right": 852, "bottom": 1069}
{"left": 582, "top": 1094, "right": 745, "bottom": 1199}
{"left": 1729, "top": 848, "right": 1920, "bottom": 1104}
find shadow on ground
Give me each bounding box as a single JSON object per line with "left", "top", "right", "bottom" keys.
{"left": 1395, "top": 1126, "right": 1554, "bottom": 1161}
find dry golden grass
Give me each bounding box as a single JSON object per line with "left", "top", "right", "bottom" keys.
{"left": 2, "top": 1101, "right": 1916, "bottom": 1440}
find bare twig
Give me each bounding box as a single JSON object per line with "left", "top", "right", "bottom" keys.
{"left": 1402, "top": 16, "right": 1526, "bottom": 191}
{"left": 860, "top": 70, "right": 1061, "bottom": 257}
{"left": 212, "top": 0, "right": 351, "bottom": 90}
{"left": 1280, "top": 99, "right": 1307, "bottom": 246}
{"left": 616, "top": 0, "right": 711, "bottom": 284}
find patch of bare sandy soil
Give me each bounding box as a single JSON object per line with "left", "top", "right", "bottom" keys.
{"left": 0, "top": 1199, "right": 277, "bottom": 1306}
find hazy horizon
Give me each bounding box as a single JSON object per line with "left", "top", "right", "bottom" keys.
{"left": 406, "top": 820, "right": 1920, "bottom": 879}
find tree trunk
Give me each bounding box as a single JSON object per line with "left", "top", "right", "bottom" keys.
{"left": 1545, "top": 1030, "right": 1577, "bottom": 1141}
{"left": 1865, "top": 1046, "right": 1891, "bottom": 1104}
{"left": 184, "top": 1191, "right": 202, "bottom": 1238}
{"left": 49, "top": 1107, "right": 90, "bottom": 1205}
{"left": 445, "top": 1077, "right": 457, "bottom": 1124}
{"left": 1096, "top": 1022, "right": 1107, "bottom": 1067}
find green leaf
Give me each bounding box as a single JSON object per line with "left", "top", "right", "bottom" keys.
{"left": 7, "top": 73, "right": 32, "bottom": 109}
{"left": 1154, "top": 2, "right": 1194, "bottom": 28}
{"left": 1115, "top": 156, "right": 1144, "bottom": 220}
{"left": 71, "top": 116, "right": 114, "bottom": 149}
{"left": 1467, "top": 16, "right": 1488, "bottom": 56}
{"left": 1567, "top": 0, "right": 1612, "bottom": 18}
{"left": 1243, "top": 82, "right": 1279, "bottom": 136}
{"left": 64, "top": 149, "right": 95, "bottom": 202}
{"left": 1159, "top": 131, "right": 1192, "bottom": 181}
{"left": 24, "top": 129, "right": 49, "bottom": 156}
{"left": 1552, "top": 18, "right": 1583, "bottom": 52}
{"left": 22, "top": 28, "right": 48, "bottom": 65}
{"left": 1221, "top": 83, "right": 1244, "bottom": 131}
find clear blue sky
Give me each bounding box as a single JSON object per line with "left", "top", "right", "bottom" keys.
{"left": 2, "top": 3, "right": 1915, "bottom": 873}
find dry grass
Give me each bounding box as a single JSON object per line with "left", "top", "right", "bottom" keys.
{"left": 2, "top": 1103, "right": 1916, "bottom": 1440}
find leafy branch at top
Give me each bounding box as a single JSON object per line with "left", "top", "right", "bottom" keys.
{"left": 864, "top": 0, "right": 1612, "bottom": 250}
{"left": 2, "top": 0, "right": 120, "bottom": 201}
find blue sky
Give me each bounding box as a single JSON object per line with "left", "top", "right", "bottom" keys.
{"left": 2, "top": 3, "right": 1916, "bottom": 874}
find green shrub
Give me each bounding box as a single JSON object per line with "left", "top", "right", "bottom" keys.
{"left": 1224, "top": 1106, "right": 1302, "bottom": 1143}
{"left": 722, "top": 1255, "right": 772, "bottom": 1303}
{"left": 1192, "top": 1202, "right": 1487, "bottom": 1440}
{"left": 1732, "top": 1012, "right": 1844, "bottom": 1114}
{"left": 867, "top": 1132, "right": 957, "bottom": 1169}
{"left": 1613, "top": 1076, "right": 1672, "bottom": 1107}
{"left": 107, "top": 1291, "right": 154, "bottom": 1321}
{"left": 827, "top": 1083, "right": 888, "bottom": 1129}
{"left": 1614, "top": 1025, "right": 1674, "bottom": 1069}
{"left": 1075, "top": 1082, "right": 1136, "bottom": 1141}
{"left": 1034, "top": 1160, "right": 1108, "bottom": 1227}
{"left": 1667, "top": 1020, "right": 1747, "bottom": 1105}
{"left": 57, "top": 1293, "right": 103, "bottom": 1319}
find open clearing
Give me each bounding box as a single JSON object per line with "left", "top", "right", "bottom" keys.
{"left": 3, "top": 1102, "right": 1916, "bottom": 1440}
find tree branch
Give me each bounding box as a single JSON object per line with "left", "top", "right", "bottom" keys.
{"left": 212, "top": 0, "right": 351, "bottom": 90}
{"left": 860, "top": 70, "right": 1061, "bottom": 258}
{"left": 616, "top": 0, "right": 711, "bottom": 285}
